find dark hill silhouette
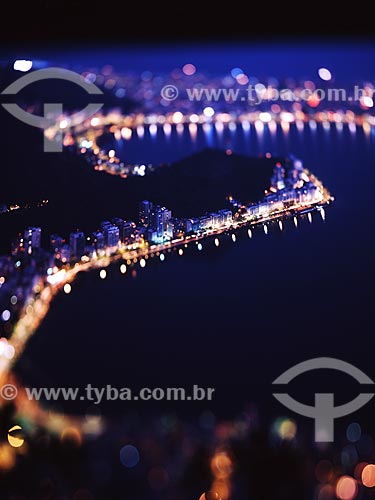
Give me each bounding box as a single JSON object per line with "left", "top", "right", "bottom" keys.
{"left": 0, "top": 104, "right": 280, "bottom": 252}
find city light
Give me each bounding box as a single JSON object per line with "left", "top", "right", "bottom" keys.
{"left": 100, "top": 269, "right": 107, "bottom": 279}
{"left": 335, "top": 476, "right": 358, "bottom": 500}
{"left": 1, "top": 310, "right": 11, "bottom": 321}
{"left": 182, "top": 63, "right": 196, "bottom": 76}
{"left": 203, "top": 107, "right": 215, "bottom": 118}
{"left": 362, "top": 465, "right": 375, "bottom": 488}
{"left": 318, "top": 67, "right": 332, "bottom": 81}
{"left": 63, "top": 283, "right": 72, "bottom": 294}
{"left": 13, "top": 60, "right": 33, "bottom": 72}
{"left": 7, "top": 426, "right": 24, "bottom": 448}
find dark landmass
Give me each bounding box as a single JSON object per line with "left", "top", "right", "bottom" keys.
{"left": 0, "top": 109, "right": 281, "bottom": 253}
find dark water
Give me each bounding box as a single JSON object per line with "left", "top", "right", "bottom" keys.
{"left": 15, "top": 121, "right": 375, "bottom": 432}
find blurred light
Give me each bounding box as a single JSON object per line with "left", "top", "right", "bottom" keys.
{"left": 231, "top": 234, "right": 236, "bottom": 242}
{"left": 214, "top": 238, "right": 220, "bottom": 247}
{"left": 189, "top": 113, "right": 200, "bottom": 123}
{"left": 108, "top": 149, "right": 115, "bottom": 158}
{"left": 172, "top": 111, "right": 184, "bottom": 123}
{"left": 307, "top": 93, "right": 320, "bottom": 108}
{"left": 355, "top": 462, "right": 369, "bottom": 482}
{"left": 318, "top": 68, "right": 332, "bottom": 81}
{"left": 7, "top": 425, "right": 24, "bottom": 448}
{"left": 279, "top": 419, "right": 297, "bottom": 440}
{"left": 197, "top": 243, "right": 203, "bottom": 251}
{"left": 199, "top": 491, "right": 222, "bottom": 500}
{"left": 13, "top": 59, "right": 32, "bottom": 72}
{"left": 182, "top": 63, "right": 196, "bottom": 76}
{"left": 121, "top": 127, "right": 132, "bottom": 140}
{"left": 318, "top": 484, "right": 335, "bottom": 500}
{"left": 1, "top": 310, "right": 10, "bottom": 321}
{"left": 120, "top": 264, "right": 127, "bottom": 274}
{"left": 5, "top": 344, "right": 15, "bottom": 359}
{"left": 210, "top": 452, "right": 233, "bottom": 479}
{"left": 0, "top": 443, "right": 16, "bottom": 471}
{"left": 63, "top": 283, "right": 72, "bottom": 294}
{"left": 160, "top": 253, "right": 165, "bottom": 261}
{"left": 336, "top": 476, "right": 358, "bottom": 500}
{"left": 259, "top": 112, "right": 272, "bottom": 123}
{"left": 236, "top": 73, "right": 249, "bottom": 85}
{"left": 61, "top": 427, "right": 82, "bottom": 446}
{"left": 231, "top": 67, "right": 244, "bottom": 78}
{"left": 90, "top": 117, "right": 100, "bottom": 127}
{"left": 362, "top": 464, "right": 375, "bottom": 488}
{"left": 178, "top": 248, "right": 183, "bottom": 256}
{"left": 347, "top": 423, "right": 362, "bottom": 443}
{"left": 120, "top": 445, "right": 140, "bottom": 468}
{"left": 163, "top": 122, "right": 172, "bottom": 135}
{"left": 100, "top": 269, "right": 107, "bottom": 279}
{"left": 315, "top": 460, "right": 333, "bottom": 483}
{"left": 137, "top": 125, "right": 145, "bottom": 138}
{"left": 149, "top": 123, "right": 157, "bottom": 136}
{"left": 10, "top": 295, "right": 17, "bottom": 305}
{"left": 115, "top": 88, "right": 126, "bottom": 98}
{"left": 59, "top": 119, "right": 69, "bottom": 129}
{"left": 140, "top": 258, "right": 146, "bottom": 268}
{"left": 360, "top": 96, "right": 374, "bottom": 108}
{"left": 280, "top": 112, "right": 295, "bottom": 123}
{"left": 203, "top": 106, "right": 215, "bottom": 118}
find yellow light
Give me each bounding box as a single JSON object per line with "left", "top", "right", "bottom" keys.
{"left": 8, "top": 425, "right": 25, "bottom": 448}
{"left": 279, "top": 419, "right": 297, "bottom": 440}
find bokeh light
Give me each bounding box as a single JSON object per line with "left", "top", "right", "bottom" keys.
{"left": 120, "top": 445, "right": 140, "bottom": 468}
{"left": 362, "top": 464, "right": 375, "bottom": 488}
{"left": 182, "top": 63, "right": 196, "bottom": 76}
{"left": 335, "top": 476, "right": 358, "bottom": 500}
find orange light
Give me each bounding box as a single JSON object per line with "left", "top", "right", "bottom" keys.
{"left": 362, "top": 464, "right": 375, "bottom": 488}
{"left": 336, "top": 476, "right": 358, "bottom": 500}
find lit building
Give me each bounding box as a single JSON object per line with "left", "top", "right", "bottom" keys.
{"left": 69, "top": 231, "right": 85, "bottom": 260}
{"left": 123, "top": 222, "right": 137, "bottom": 242}
{"left": 217, "top": 209, "right": 232, "bottom": 224}
{"left": 112, "top": 218, "right": 126, "bottom": 242}
{"left": 102, "top": 224, "right": 120, "bottom": 248}
{"left": 24, "top": 227, "right": 41, "bottom": 254}
{"left": 270, "top": 162, "right": 286, "bottom": 191}
{"left": 92, "top": 231, "right": 105, "bottom": 251}
{"left": 139, "top": 200, "right": 153, "bottom": 226}
{"left": 150, "top": 206, "right": 172, "bottom": 242}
